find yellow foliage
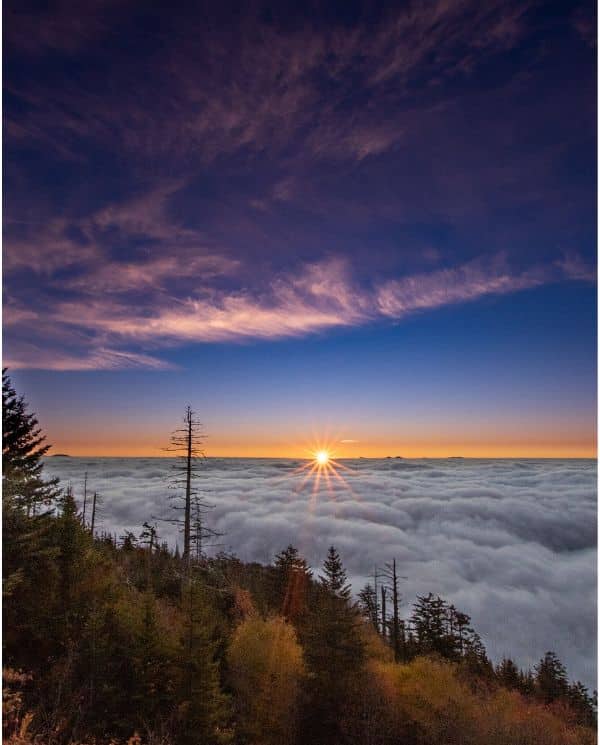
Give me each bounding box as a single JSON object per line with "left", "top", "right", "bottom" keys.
{"left": 359, "top": 622, "right": 394, "bottom": 663}
{"left": 3, "top": 668, "right": 32, "bottom": 742}
{"left": 231, "top": 586, "right": 256, "bottom": 622}
{"left": 371, "top": 656, "right": 480, "bottom": 742}
{"left": 479, "top": 688, "right": 595, "bottom": 745}
{"left": 366, "top": 657, "right": 597, "bottom": 745}
{"left": 227, "top": 615, "right": 305, "bottom": 745}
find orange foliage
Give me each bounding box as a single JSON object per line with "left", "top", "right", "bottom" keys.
{"left": 365, "top": 657, "right": 597, "bottom": 745}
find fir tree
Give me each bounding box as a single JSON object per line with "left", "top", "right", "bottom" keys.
{"left": 272, "top": 544, "right": 312, "bottom": 621}
{"left": 358, "top": 583, "right": 379, "bottom": 632}
{"left": 535, "top": 651, "right": 569, "bottom": 703}
{"left": 2, "top": 369, "right": 60, "bottom": 513}
{"left": 56, "top": 485, "right": 87, "bottom": 631}
{"left": 178, "top": 577, "right": 231, "bottom": 745}
{"left": 303, "top": 547, "right": 364, "bottom": 744}
{"left": 567, "top": 681, "right": 597, "bottom": 727}
{"left": 320, "top": 545, "right": 352, "bottom": 600}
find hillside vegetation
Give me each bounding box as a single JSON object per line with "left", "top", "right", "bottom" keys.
{"left": 3, "top": 371, "right": 596, "bottom": 745}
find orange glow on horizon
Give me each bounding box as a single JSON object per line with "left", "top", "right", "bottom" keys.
{"left": 44, "top": 426, "right": 597, "bottom": 459}
{"left": 45, "top": 439, "right": 597, "bottom": 459}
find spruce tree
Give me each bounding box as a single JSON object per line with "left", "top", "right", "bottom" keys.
{"left": 302, "top": 547, "right": 364, "bottom": 744}
{"left": 358, "top": 583, "right": 379, "bottom": 632}
{"left": 320, "top": 545, "right": 352, "bottom": 600}
{"left": 57, "top": 485, "right": 87, "bottom": 633}
{"left": 535, "top": 651, "right": 569, "bottom": 703}
{"left": 3, "top": 368, "right": 60, "bottom": 513}
{"left": 272, "top": 544, "right": 312, "bottom": 621}
{"left": 567, "top": 681, "right": 597, "bottom": 727}
{"left": 178, "top": 577, "right": 231, "bottom": 744}
{"left": 496, "top": 657, "right": 521, "bottom": 690}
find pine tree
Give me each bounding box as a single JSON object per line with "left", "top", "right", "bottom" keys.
{"left": 178, "top": 577, "right": 231, "bottom": 744}
{"left": 567, "top": 681, "right": 597, "bottom": 727}
{"left": 272, "top": 545, "right": 312, "bottom": 621}
{"left": 302, "top": 547, "right": 364, "bottom": 744}
{"left": 320, "top": 545, "right": 351, "bottom": 600}
{"left": 535, "top": 651, "right": 569, "bottom": 703}
{"left": 57, "top": 485, "right": 86, "bottom": 629}
{"left": 358, "top": 584, "right": 379, "bottom": 632}
{"left": 3, "top": 369, "right": 60, "bottom": 513}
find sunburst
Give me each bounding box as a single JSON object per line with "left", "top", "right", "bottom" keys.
{"left": 290, "top": 442, "right": 356, "bottom": 506}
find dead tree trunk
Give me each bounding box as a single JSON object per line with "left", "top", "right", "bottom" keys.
{"left": 90, "top": 491, "right": 97, "bottom": 535}
{"left": 184, "top": 409, "right": 193, "bottom": 566}
{"left": 82, "top": 471, "right": 88, "bottom": 527}
{"left": 391, "top": 559, "right": 400, "bottom": 662}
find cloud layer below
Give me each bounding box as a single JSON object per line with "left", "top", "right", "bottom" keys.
{"left": 43, "top": 456, "right": 597, "bottom": 688}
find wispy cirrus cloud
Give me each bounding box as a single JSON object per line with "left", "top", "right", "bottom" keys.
{"left": 4, "top": 0, "right": 595, "bottom": 372}
{"left": 5, "top": 0, "right": 534, "bottom": 167}
{"left": 5, "top": 346, "right": 176, "bottom": 372}
{"left": 4, "top": 250, "right": 593, "bottom": 369}
{"left": 375, "top": 254, "right": 551, "bottom": 318}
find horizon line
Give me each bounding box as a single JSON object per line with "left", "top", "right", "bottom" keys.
{"left": 44, "top": 454, "right": 598, "bottom": 460}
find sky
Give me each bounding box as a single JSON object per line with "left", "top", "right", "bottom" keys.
{"left": 4, "top": 0, "right": 597, "bottom": 457}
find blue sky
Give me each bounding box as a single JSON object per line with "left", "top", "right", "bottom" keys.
{"left": 4, "top": 0, "right": 597, "bottom": 455}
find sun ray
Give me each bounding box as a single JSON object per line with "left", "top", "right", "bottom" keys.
{"left": 287, "top": 442, "right": 358, "bottom": 504}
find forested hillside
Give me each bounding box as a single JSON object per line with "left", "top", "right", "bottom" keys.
{"left": 3, "top": 371, "right": 597, "bottom": 745}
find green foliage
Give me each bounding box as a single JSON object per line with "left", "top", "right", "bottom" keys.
{"left": 272, "top": 544, "right": 312, "bottom": 621}
{"left": 2, "top": 369, "right": 60, "bottom": 513}
{"left": 320, "top": 545, "right": 352, "bottom": 600}
{"left": 301, "top": 547, "right": 366, "bottom": 744}
{"left": 358, "top": 583, "right": 379, "bottom": 632}
{"left": 177, "top": 577, "right": 232, "bottom": 745}
{"left": 535, "top": 650, "right": 570, "bottom": 702}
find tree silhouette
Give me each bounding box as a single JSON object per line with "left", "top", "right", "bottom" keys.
{"left": 3, "top": 368, "right": 60, "bottom": 513}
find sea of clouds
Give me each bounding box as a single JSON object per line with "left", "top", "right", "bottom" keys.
{"left": 43, "top": 457, "right": 597, "bottom": 689}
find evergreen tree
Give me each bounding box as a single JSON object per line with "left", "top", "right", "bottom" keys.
{"left": 302, "top": 547, "right": 364, "bottom": 744}
{"left": 320, "top": 545, "right": 352, "bottom": 600}
{"left": 535, "top": 651, "right": 569, "bottom": 703}
{"left": 2, "top": 369, "right": 60, "bottom": 513}
{"left": 567, "top": 681, "right": 597, "bottom": 727}
{"left": 272, "top": 545, "right": 312, "bottom": 621}
{"left": 178, "top": 576, "right": 231, "bottom": 745}
{"left": 518, "top": 669, "right": 536, "bottom": 696}
{"left": 55, "top": 485, "right": 89, "bottom": 649}
{"left": 358, "top": 583, "right": 379, "bottom": 632}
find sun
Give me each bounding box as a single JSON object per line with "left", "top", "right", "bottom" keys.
{"left": 288, "top": 441, "right": 355, "bottom": 500}
{"left": 315, "top": 450, "right": 330, "bottom": 466}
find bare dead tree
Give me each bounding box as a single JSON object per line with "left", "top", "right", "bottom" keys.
{"left": 81, "top": 471, "right": 88, "bottom": 528}
{"left": 140, "top": 521, "right": 159, "bottom": 588}
{"left": 90, "top": 491, "right": 103, "bottom": 536}
{"left": 159, "top": 406, "right": 222, "bottom": 581}
{"left": 162, "top": 406, "right": 205, "bottom": 566}
{"left": 381, "top": 558, "right": 407, "bottom": 661}
{"left": 140, "top": 521, "right": 158, "bottom": 554}
{"left": 190, "top": 494, "right": 222, "bottom": 564}
{"left": 372, "top": 566, "right": 381, "bottom": 634}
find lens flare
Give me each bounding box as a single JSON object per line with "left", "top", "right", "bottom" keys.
{"left": 284, "top": 441, "right": 356, "bottom": 508}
